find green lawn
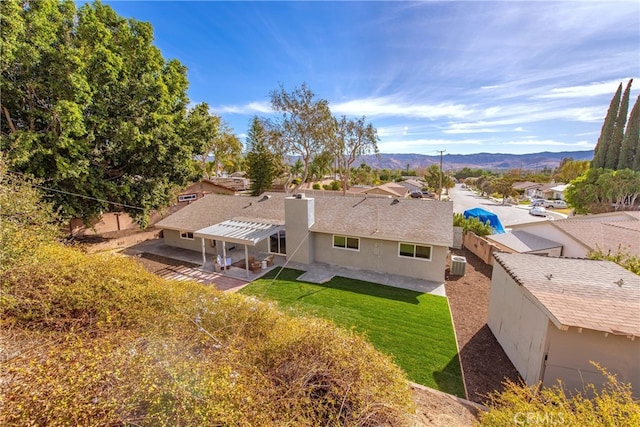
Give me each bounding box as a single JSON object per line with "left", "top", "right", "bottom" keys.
{"left": 239, "top": 268, "right": 465, "bottom": 397}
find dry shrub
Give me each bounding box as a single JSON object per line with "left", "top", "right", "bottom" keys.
{"left": 1, "top": 244, "right": 181, "bottom": 331}
{"left": 1, "top": 243, "right": 414, "bottom": 426}
{"left": 479, "top": 364, "right": 640, "bottom": 427}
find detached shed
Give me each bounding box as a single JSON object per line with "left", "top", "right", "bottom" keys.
{"left": 488, "top": 253, "right": 640, "bottom": 397}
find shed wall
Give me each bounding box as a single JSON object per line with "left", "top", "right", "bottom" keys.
{"left": 544, "top": 327, "right": 640, "bottom": 398}
{"left": 488, "top": 264, "right": 550, "bottom": 385}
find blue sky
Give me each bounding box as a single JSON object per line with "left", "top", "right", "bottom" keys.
{"left": 102, "top": 0, "right": 639, "bottom": 155}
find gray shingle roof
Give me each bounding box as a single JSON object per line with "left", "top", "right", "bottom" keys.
{"left": 493, "top": 253, "right": 640, "bottom": 337}
{"left": 157, "top": 192, "right": 453, "bottom": 247}
{"left": 487, "top": 231, "right": 562, "bottom": 253}
{"left": 551, "top": 219, "right": 640, "bottom": 254}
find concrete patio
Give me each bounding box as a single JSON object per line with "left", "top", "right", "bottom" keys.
{"left": 124, "top": 238, "right": 446, "bottom": 296}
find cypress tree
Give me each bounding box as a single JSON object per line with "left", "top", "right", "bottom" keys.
{"left": 605, "top": 79, "right": 633, "bottom": 169}
{"left": 619, "top": 94, "right": 640, "bottom": 171}
{"left": 592, "top": 83, "right": 622, "bottom": 168}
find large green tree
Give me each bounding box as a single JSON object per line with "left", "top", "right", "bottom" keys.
{"left": 552, "top": 158, "right": 591, "bottom": 183}
{"left": 618, "top": 93, "right": 640, "bottom": 171}
{"left": 1, "top": 0, "right": 201, "bottom": 225}
{"left": 333, "top": 115, "right": 379, "bottom": 194}
{"left": 185, "top": 102, "right": 221, "bottom": 177}
{"left": 270, "top": 83, "right": 335, "bottom": 192}
{"left": 592, "top": 83, "right": 622, "bottom": 169}
{"left": 605, "top": 79, "right": 633, "bottom": 169}
{"left": 565, "top": 168, "right": 640, "bottom": 214}
{"left": 245, "top": 116, "right": 277, "bottom": 196}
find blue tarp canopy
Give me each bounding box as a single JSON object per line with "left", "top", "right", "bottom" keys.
{"left": 463, "top": 207, "right": 505, "bottom": 234}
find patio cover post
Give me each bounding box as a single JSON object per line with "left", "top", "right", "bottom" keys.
{"left": 222, "top": 241, "right": 227, "bottom": 270}
{"left": 201, "top": 237, "right": 206, "bottom": 266}
{"left": 244, "top": 245, "right": 249, "bottom": 278}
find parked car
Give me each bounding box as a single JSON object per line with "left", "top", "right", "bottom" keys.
{"left": 529, "top": 206, "right": 548, "bottom": 217}
{"left": 530, "top": 199, "right": 546, "bottom": 207}
{"left": 410, "top": 191, "right": 423, "bottom": 199}
{"left": 544, "top": 200, "right": 567, "bottom": 209}
{"left": 421, "top": 190, "right": 436, "bottom": 198}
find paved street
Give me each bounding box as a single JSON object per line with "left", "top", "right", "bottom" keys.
{"left": 446, "top": 184, "right": 565, "bottom": 227}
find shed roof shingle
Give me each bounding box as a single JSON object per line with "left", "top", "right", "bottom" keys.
{"left": 493, "top": 253, "right": 640, "bottom": 337}
{"left": 487, "top": 230, "right": 562, "bottom": 253}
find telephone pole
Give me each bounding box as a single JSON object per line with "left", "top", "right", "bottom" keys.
{"left": 437, "top": 149, "right": 446, "bottom": 200}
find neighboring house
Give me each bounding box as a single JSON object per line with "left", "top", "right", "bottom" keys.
{"left": 155, "top": 192, "right": 453, "bottom": 283}
{"left": 548, "top": 183, "right": 569, "bottom": 201}
{"left": 357, "top": 182, "right": 409, "bottom": 198}
{"left": 486, "top": 231, "right": 563, "bottom": 256}
{"left": 178, "top": 179, "right": 241, "bottom": 203}
{"left": 531, "top": 182, "right": 563, "bottom": 200}
{"left": 512, "top": 181, "right": 542, "bottom": 199}
{"left": 397, "top": 179, "right": 426, "bottom": 194}
{"left": 489, "top": 253, "right": 640, "bottom": 397}
{"left": 509, "top": 211, "right": 640, "bottom": 258}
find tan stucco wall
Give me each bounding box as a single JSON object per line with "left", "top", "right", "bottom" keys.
{"left": 463, "top": 232, "right": 500, "bottom": 265}
{"left": 312, "top": 233, "right": 448, "bottom": 283}
{"left": 70, "top": 213, "right": 138, "bottom": 236}
{"left": 544, "top": 327, "right": 640, "bottom": 397}
{"left": 163, "top": 229, "right": 217, "bottom": 255}
{"left": 488, "top": 264, "right": 550, "bottom": 385}
{"left": 509, "top": 222, "right": 588, "bottom": 257}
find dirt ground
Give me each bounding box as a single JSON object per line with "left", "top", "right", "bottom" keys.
{"left": 127, "top": 246, "right": 519, "bottom": 425}
{"left": 445, "top": 248, "right": 522, "bottom": 404}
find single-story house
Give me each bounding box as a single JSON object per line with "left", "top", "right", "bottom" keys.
{"left": 486, "top": 230, "right": 563, "bottom": 256}
{"left": 155, "top": 192, "right": 453, "bottom": 283}
{"left": 488, "top": 252, "right": 640, "bottom": 397}
{"left": 177, "top": 178, "right": 246, "bottom": 203}
{"left": 356, "top": 182, "right": 409, "bottom": 198}
{"left": 512, "top": 181, "right": 542, "bottom": 198}
{"left": 509, "top": 211, "right": 640, "bottom": 258}
{"left": 397, "top": 179, "right": 427, "bottom": 194}
{"left": 548, "top": 183, "right": 569, "bottom": 201}
{"left": 531, "top": 182, "right": 566, "bottom": 200}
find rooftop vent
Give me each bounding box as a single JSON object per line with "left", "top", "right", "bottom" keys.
{"left": 294, "top": 193, "right": 305, "bottom": 199}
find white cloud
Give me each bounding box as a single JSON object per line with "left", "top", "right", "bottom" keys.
{"left": 211, "top": 101, "right": 272, "bottom": 114}
{"left": 331, "top": 97, "right": 475, "bottom": 120}
{"left": 537, "top": 79, "right": 635, "bottom": 99}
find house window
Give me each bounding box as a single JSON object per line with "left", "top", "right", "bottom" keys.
{"left": 398, "top": 242, "right": 431, "bottom": 260}
{"left": 180, "top": 231, "right": 194, "bottom": 240}
{"left": 269, "top": 230, "right": 286, "bottom": 254}
{"left": 333, "top": 235, "right": 359, "bottom": 251}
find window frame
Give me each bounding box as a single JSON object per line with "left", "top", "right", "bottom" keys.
{"left": 180, "top": 231, "right": 194, "bottom": 240}
{"left": 398, "top": 242, "right": 432, "bottom": 261}
{"left": 332, "top": 234, "right": 360, "bottom": 251}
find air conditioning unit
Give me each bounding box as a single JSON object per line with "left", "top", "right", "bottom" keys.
{"left": 450, "top": 256, "right": 467, "bottom": 276}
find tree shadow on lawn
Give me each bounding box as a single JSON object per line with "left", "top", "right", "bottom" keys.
{"left": 262, "top": 267, "right": 423, "bottom": 304}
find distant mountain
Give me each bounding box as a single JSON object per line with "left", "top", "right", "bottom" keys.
{"left": 356, "top": 150, "right": 593, "bottom": 171}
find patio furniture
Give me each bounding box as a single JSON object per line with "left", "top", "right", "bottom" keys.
{"left": 264, "top": 254, "right": 275, "bottom": 267}
{"left": 216, "top": 255, "right": 232, "bottom": 271}
{"left": 250, "top": 261, "right": 262, "bottom": 273}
